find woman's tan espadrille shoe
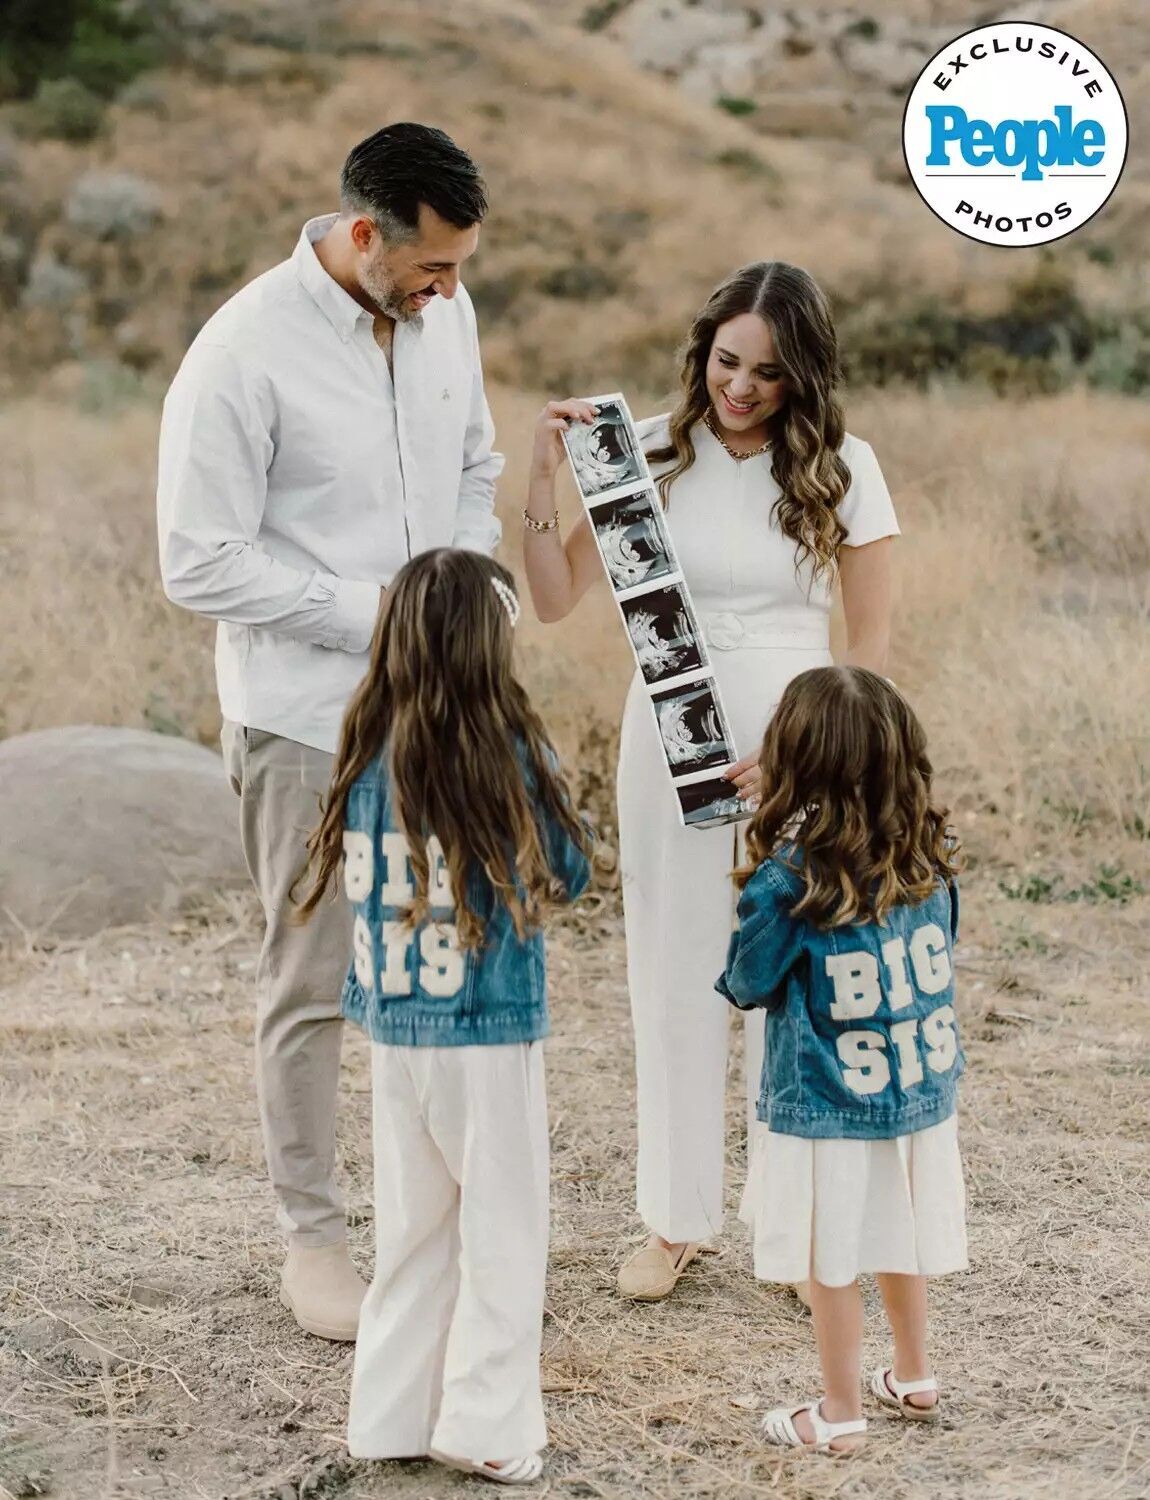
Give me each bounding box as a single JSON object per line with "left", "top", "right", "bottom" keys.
{"left": 615, "top": 1240, "right": 700, "bottom": 1301}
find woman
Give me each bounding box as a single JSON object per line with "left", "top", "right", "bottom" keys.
{"left": 522, "top": 262, "right": 899, "bottom": 1301}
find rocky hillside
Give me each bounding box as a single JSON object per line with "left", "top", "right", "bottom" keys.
{"left": 564, "top": 0, "right": 1148, "bottom": 171}
{"left": 0, "top": 0, "right": 1147, "bottom": 403}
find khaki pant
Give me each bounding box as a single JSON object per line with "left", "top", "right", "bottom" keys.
{"left": 221, "top": 721, "right": 354, "bottom": 1246}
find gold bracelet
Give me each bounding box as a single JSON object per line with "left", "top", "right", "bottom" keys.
{"left": 522, "top": 507, "right": 560, "bottom": 533}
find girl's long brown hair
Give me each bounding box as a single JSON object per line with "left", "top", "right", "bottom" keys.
{"left": 647, "top": 261, "right": 849, "bottom": 583}
{"left": 294, "top": 548, "right": 591, "bottom": 949}
{"left": 736, "top": 666, "right": 961, "bottom": 927}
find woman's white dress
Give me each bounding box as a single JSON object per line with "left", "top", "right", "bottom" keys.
{"left": 616, "top": 415, "right": 908, "bottom": 1257}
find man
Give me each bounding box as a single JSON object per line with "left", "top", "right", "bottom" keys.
{"left": 157, "top": 123, "right": 503, "bottom": 1340}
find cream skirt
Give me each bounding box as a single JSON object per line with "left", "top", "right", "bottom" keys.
{"left": 739, "top": 1113, "right": 968, "bottom": 1289}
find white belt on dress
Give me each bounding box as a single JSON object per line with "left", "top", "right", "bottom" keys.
{"left": 700, "top": 610, "right": 829, "bottom": 652}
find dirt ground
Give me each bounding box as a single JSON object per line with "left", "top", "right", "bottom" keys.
{"left": 1, "top": 873, "right": 1147, "bottom": 1500}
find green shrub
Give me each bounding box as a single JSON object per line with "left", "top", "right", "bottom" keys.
{"left": 467, "top": 273, "right": 520, "bottom": 324}
{"left": 65, "top": 170, "right": 162, "bottom": 239}
{"left": 713, "top": 147, "right": 777, "bottom": 182}
{"left": 580, "top": 0, "right": 628, "bottom": 32}
{"left": 1082, "top": 315, "right": 1150, "bottom": 395}
{"left": 716, "top": 96, "right": 757, "bottom": 117}
{"left": 65, "top": 2, "right": 158, "bottom": 96}
{"left": 998, "top": 864, "right": 1145, "bottom": 905}
{"left": 0, "top": 0, "right": 159, "bottom": 103}
{"left": 838, "top": 259, "right": 1150, "bottom": 395}
{"left": 538, "top": 261, "right": 616, "bottom": 300}
{"left": 20, "top": 75, "right": 104, "bottom": 139}
{"left": 76, "top": 357, "right": 150, "bottom": 414}
{"left": 0, "top": 0, "right": 78, "bottom": 99}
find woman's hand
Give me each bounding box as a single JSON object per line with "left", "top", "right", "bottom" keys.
{"left": 531, "top": 398, "right": 598, "bottom": 481}
{"left": 724, "top": 750, "right": 762, "bottom": 806}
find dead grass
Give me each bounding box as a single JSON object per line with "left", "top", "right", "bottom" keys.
{"left": 2, "top": 380, "right": 1148, "bottom": 1498}
{"left": 0, "top": 875, "right": 1148, "bottom": 1499}
{"left": 3, "top": 381, "right": 1148, "bottom": 877}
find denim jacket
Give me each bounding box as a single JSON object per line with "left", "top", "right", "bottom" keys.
{"left": 340, "top": 748, "right": 592, "bottom": 1047}
{"left": 717, "top": 853, "right": 963, "bottom": 1139}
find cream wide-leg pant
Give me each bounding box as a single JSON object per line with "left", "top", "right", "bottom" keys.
{"left": 348, "top": 1041, "right": 550, "bottom": 1463}
{"left": 617, "top": 642, "right": 831, "bottom": 1245}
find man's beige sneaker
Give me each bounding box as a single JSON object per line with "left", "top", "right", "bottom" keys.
{"left": 615, "top": 1240, "right": 700, "bottom": 1302}
{"left": 279, "top": 1241, "right": 368, "bottom": 1341}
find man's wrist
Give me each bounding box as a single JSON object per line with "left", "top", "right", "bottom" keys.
{"left": 325, "top": 576, "right": 384, "bottom": 653}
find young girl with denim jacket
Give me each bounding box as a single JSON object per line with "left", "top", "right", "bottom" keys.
{"left": 718, "top": 665, "right": 966, "bottom": 1457}
{"left": 297, "top": 548, "right": 592, "bottom": 1486}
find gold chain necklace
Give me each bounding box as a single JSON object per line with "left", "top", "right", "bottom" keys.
{"left": 705, "top": 408, "right": 771, "bottom": 462}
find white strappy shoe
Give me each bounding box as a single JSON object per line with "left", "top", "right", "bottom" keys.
{"left": 869, "top": 1365, "right": 941, "bottom": 1422}
{"left": 429, "top": 1449, "right": 544, "bottom": 1485}
{"left": 760, "top": 1398, "right": 867, "bottom": 1456}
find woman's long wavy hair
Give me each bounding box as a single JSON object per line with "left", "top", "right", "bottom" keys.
{"left": 736, "top": 666, "right": 961, "bottom": 927}
{"left": 294, "top": 548, "right": 591, "bottom": 949}
{"left": 647, "top": 261, "right": 849, "bottom": 583}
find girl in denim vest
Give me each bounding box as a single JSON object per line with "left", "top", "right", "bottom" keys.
{"left": 718, "top": 665, "right": 966, "bottom": 1457}
{"left": 297, "top": 548, "right": 592, "bottom": 1486}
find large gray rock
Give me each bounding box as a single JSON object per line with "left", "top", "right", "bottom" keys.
{"left": 0, "top": 726, "right": 248, "bottom": 940}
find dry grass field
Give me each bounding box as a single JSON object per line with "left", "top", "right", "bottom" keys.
{"left": 3, "top": 383, "right": 1148, "bottom": 862}
{"left": 1, "top": 382, "right": 1148, "bottom": 1499}
{"left": 0, "top": 850, "right": 1147, "bottom": 1500}
{"left": 2, "top": 1, "right": 1150, "bottom": 1496}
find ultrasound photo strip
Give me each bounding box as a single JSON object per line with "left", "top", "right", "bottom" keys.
{"left": 618, "top": 581, "right": 709, "bottom": 688}
{"left": 675, "top": 772, "right": 751, "bottom": 830}
{"left": 562, "top": 392, "right": 651, "bottom": 503}
{"left": 651, "top": 676, "right": 738, "bottom": 779}
{"left": 590, "top": 487, "right": 680, "bottom": 593}
{"left": 563, "top": 391, "right": 751, "bottom": 831}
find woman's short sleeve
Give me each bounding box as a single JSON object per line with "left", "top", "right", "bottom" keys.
{"left": 838, "top": 436, "right": 900, "bottom": 548}
{"left": 635, "top": 411, "right": 671, "bottom": 457}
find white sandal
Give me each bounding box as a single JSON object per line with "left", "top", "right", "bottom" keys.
{"left": 429, "top": 1449, "right": 544, "bottom": 1485}
{"left": 869, "top": 1366, "right": 941, "bottom": 1422}
{"left": 760, "top": 1398, "right": 867, "bottom": 1456}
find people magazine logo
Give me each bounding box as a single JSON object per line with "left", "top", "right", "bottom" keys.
{"left": 902, "top": 22, "right": 1127, "bottom": 248}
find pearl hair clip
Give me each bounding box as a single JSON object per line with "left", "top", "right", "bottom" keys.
{"left": 491, "top": 576, "right": 521, "bottom": 627}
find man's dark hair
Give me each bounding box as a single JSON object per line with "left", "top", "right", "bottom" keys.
{"left": 340, "top": 122, "right": 487, "bottom": 241}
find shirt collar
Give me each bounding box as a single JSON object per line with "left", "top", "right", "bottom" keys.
{"left": 292, "top": 212, "right": 426, "bottom": 341}
{"left": 293, "top": 213, "right": 371, "bottom": 341}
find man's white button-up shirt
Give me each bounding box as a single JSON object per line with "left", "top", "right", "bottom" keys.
{"left": 157, "top": 213, "right": 504, "bottom": 753}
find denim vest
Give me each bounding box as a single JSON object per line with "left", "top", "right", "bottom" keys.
{"left": 340, "top": 750, "right": 592, "bottom": 1047}
{"left": 717, "top": 853, "right": 963, "bottom": 1139}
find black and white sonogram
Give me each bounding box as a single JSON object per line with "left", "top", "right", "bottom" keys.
{"left": 563, "top": 397, "right": 646, "bottom": 499}
{"left": 676, "top": 774, "right": 750, "bottom": 829}
{"left": 620, "top": 584, "right": 706, "bottom": 686}
{"left": 651, "top": 679, "right": 734, "bottom": 775}
{"left": 591, "top": 489, "right": 676, "bottom": 592}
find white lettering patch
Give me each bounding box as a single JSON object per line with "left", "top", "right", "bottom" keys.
{"left": 825, "top": 952, "right": 882, "bottom": 1020}
{"left": 827, "top": 920, "right": 958, "bottom": 1099}
{"left": 343, "top": 831, "right": 465, "bottom": 1000}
